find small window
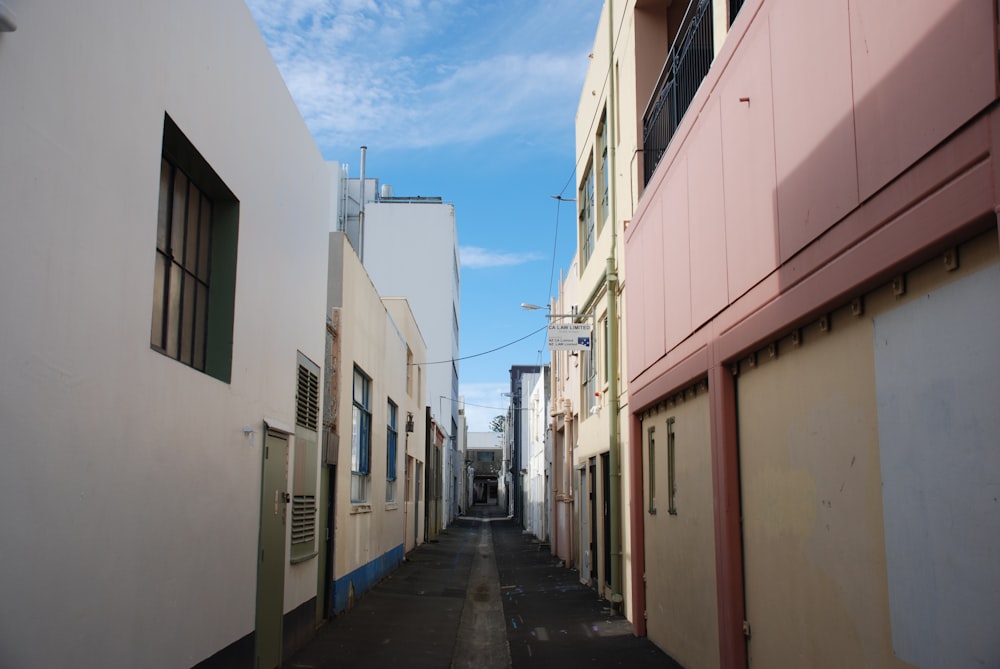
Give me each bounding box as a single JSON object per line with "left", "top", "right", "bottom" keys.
{"left": 667, "top": 417, "right": 677, "bottom": 515}
{"left": 386, "top": 399, "right": 398, "bottom": 503}
{"left": 351, "top": 366, "right": 372, "bottom": 502}
{"left": 150, "top": 114, "right": 238, "bottom": 382}
{"left": 647, "top": 426, "right": 656, "bottom": 515}
{"left": 582, "top": 342, "right": 597, "bottom": 417}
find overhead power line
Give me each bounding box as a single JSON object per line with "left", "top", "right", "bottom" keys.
{"left": 411, "top": 325, "right": 547, "bottom": 366}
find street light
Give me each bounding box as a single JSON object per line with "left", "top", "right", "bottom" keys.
{"left": 520, "top": 302, "right": 549, "bottom": 311}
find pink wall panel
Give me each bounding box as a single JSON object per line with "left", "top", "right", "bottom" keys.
{"left": 625, "top": 224, "right": 648, "bottom": 381}
{"left": 686, "top": 100, "right": 729, "bottom": 328}
{"left": 642, "top": 199, "right": 667, "bottom": 370}
{"left": 770, "top": 0, "right": 859, "bottom": 262}
{"left": 851, "top": 0, "right": 997, "bottom": 199}
{"left": 661, "top": 159, "right": 692, "bottom": 354}
{"left": 720, "top": 22, "right": 779, "bottom": 302}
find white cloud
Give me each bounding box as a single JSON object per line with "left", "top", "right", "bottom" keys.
{"left": 245, "top": 0, "right": 595, "bottom": 153}
{"left": 459, "top": 246, "right": 544, "bottom": 269}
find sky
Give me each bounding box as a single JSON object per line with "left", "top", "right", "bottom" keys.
{"left": 246, "top": 0, "right": 603, "bottom": 432}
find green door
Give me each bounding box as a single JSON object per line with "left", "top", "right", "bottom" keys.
{"left": 256, "top": 429, "right": 289, "bottom": 669}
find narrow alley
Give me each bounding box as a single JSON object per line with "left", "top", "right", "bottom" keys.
{"left": 286, "top": 504, "right": 678, "bottom": 669}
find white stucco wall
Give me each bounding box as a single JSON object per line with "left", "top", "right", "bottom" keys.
{"left": 363, "top": 200, "right": 460, "bottom": 527}
{"left": 0, "top": 2, "right": 329, "bottom": 667}
{"left": 528, "top": 373, "right": 549, "bottom": 540}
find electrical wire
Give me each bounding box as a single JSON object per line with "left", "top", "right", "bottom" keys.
{"left": 411, "top": 325, "right": 547, "bottom": 366}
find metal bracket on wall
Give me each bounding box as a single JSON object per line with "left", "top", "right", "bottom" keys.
{"left": 944, "top": 247, "right": 959, "bottom": 272}
{"left": 892, "top": 275, "right": 906, "bottom": 297}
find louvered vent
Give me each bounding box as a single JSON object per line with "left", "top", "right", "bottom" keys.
{"left": 291, "top": 495, "right": 316, "bottom": 545}
{"left": 296, "top": 364, "right": 319, "bottom": 431}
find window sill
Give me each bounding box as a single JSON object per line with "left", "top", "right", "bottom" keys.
{"left": 350, "top": 503, "right": 372, "bottom": 514}
{"left": 385, "top": 502, "right": 399, "bottom": 511}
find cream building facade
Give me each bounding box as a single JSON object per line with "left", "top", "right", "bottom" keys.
{"left": 325, "top": 233, "right": 427, "bottom": 614}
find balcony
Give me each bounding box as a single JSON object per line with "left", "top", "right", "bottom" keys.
{"left": 642, "top": 0, "right": 714, "bottom": 186}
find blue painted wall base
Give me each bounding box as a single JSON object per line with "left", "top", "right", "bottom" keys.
{"left": 330, "top": 544, "right": 405, "bottom": 615}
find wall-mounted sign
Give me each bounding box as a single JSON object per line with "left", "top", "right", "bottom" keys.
{"left": 547, "top": 323, "right": 592, "bottom": 350}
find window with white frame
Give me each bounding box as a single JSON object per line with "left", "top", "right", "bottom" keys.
{"left": 579, "top": 162, "right": 596, "bottom": 268}
{"left": 386, "top": 399, "right": 398, "bottom": 502}
{"left": 351, "top": 366, "right": 372, "bottom": 502}
{"left": 582, "top": 340, "right": 597, "bottom": 417}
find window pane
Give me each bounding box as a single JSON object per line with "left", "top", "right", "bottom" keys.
{"left": 198, "top": 196, "right": 212, "bottom": 279}
{"left": 150, "top": 252, "right": 167, "bottom": 349}
{"left": 166, "top": 263, "right": 182, "bottom": 358}
{"left": 157, "top": 159, "right": 171, "bottom": 252}
{"left": 360, "top": 413, "right": 370, "bottom": 473}
{"left": 170, "top": 171, "right": 187, "bottom": 258}
{"left": 351, "top": 406, "right": 361, "bottom": 471}
{"left": 193, "top": 282, "right": 208, "bottom": 370}
{"left": 180, "top": 272, "right": 195, "bottom": 365}
{"left": 185, "top": 182, "right": 201, "bottom": 269}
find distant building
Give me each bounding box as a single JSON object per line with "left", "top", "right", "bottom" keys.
{"left": 464, "top": 430, "right": 505, "bottom": 511}
{"left": 525, "top": 369, "right": 551, "bottom": 542}
{"left": 506, "top": 365, "right": 545, "bottom": 526}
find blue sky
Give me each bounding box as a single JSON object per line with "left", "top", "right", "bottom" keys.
{"left": 246, "top": 0, "right": 603, "bottom": 432}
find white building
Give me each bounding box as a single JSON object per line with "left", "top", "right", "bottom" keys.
{"left": 526, "top": 371, "right": 551, "bottom": 542}
{"left": 507, "top": 365, "right": 544, "bottom": 527}
{"left": 0, "top": 2, "right": 330, "bottom": 667}
{"left": 353, "top": 188, "right": 462, "bottom": 534}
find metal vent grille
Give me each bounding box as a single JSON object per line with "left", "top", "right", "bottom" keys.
{"left": 291, "top": 495, "right": 316, "bottom": 545}
{"left": 296, "top": 364, "right": 319, "bottom": 431}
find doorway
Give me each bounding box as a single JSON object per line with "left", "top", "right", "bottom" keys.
{"left": 601, "top": 452, "right": 611, "bottom": 591}
{"left": 256, "top": 428, "right": 289, "bottom": 669}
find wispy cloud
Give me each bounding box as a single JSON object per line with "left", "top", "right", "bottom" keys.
{"left": 460, "top": 246, "right": 544, "bottom": 269}
{"left": 245, "top": 0, "right": 595, "bottom": 154}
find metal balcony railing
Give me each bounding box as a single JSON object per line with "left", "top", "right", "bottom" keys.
{"left": 642, "top": 0, "right": 714, "bottom": 186}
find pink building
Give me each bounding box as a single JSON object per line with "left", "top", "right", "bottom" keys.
{"left": 622, "top": 0, "right": 1000, "bottom": 667}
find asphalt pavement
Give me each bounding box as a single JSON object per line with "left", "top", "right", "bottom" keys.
{"left": 286, "top": 504, "right": 681, "bottom": 668}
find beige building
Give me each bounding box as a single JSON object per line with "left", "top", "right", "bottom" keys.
{"left": 383, "top": 298, "right": 429, "bottom": 554}
{"left": 553, "top": 0, "right": 639, "bottom": 618}
{"left": 324, "top": 233, "right": 427, "bottom": 614}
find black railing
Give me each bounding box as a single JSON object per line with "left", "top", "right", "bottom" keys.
{"left": 729, "top": 0, "right": 745, "bottom": 26}
{"left": 642, "top": 0, "right": 714, "bottom": 186}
